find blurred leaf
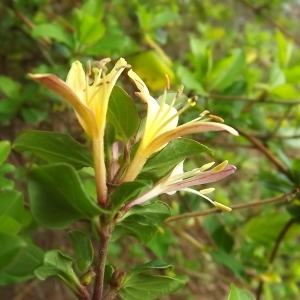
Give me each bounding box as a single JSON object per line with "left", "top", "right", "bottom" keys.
{"left": 276, "top": 30, "right": 293, "bottom": 69}
{"left": 227, "top": 283, "right": 256, "bottom": 300}
{"left": 210, "top": 49, "right": 245, "bottom": 90}
{"left": 75, "top": 11, "right": 105, "bottom": 45}
{"left": 269, "top": 65, "right": 285, "bottom": 89}
{"left": 128, "top": 51, "right": 174, "bottom": 91}
{"left": 31, "top": 23, "right": 73, "bottom": 48}
{"left": 284, "top": 66, "right": 300, "bottom": 84}
{"left": 81, "top": 0, "right": 103, "bottom": 19}
{"left": 0, "top": 76, "right": 20, "bottom": 99}
{"left": 13, "top": 131, "right": 93, "bottom": 170}
{"left": 119, "top": 274, "right": 188, "bottom": 300}
{"left": 176, "top": 65, "right": 207, "bottom": 95}
{"left": 270, "top": 84, "right": 298, "bottom": 99}
{"left": 107, "top": 86, "right": 140, "bottom": 141}
{"left": 243, "top": 212, "right": 300, "bottom": 245}
{"left": 212, "top": 249, "right": 245, "bottom": 280}
{"left": 68, "top": 230, "right": 94, "bottom": 273}
{"left": 139, "top": 139, "right": 212, "bottom": 181}
{"left": 28, "top": 163, "right": 105, "bottom": 229}
{"left": 0, "top": 141, "right": 10, "bottom": 165}
{"left": 204, "top": 216, "right": 234, "bottom": 253}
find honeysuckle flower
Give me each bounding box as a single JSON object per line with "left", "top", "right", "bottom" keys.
{"left": 29, "top": 58, "right": 129, "bottom": 140}
{"left": 123, "top": 160, "right": 236, "bottom": 211}
{"left": 29, "top": 58, "right": 129, "bottom": 206}
{"left": 123, "top": 70, "right": 239, "bottom": 182}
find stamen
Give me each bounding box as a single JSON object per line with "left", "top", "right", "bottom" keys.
{"left": 86, "top": 61, "right": 92, "bottom": 76}
{"left": 199, "top": 162, "right": 215, "bottom": 172}
{"left": 212, "top": 160, "right": 228, "bottom": 171}
{"left": 209, "top": 114, "right": 224, "bottom": 123}
{"left": 115, "top": 64, "right": 131, "bottom": 71}
{"left": 199, "top": 110, "right": 210, "bottom": 118}
{"left": 176, "top": 85, "right": 184, "bottom": 98}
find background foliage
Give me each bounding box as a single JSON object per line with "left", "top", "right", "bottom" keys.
{"left": 1, "top": 0, "right": 300, "bottom": 299}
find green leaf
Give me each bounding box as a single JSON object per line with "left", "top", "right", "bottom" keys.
{"left": 68, "top": 230, "right": 94, "bottom": 273}
{"left": 111, "top": 180, "right": 152, "bottom": 210}
{"left": 75, "top": 11, "right": 105, "bottom": 45}
{"left": 0, "top": 141, "right": 10, "bottom": 165}
{"left": 176, "top": 65, "right": 207, "bottom": 95}
{"left": 227, "top": 283, "right": 256, "bottom": 300}
{"left": 28, "top": 163, "right": 104, "bottom": 229}
{"left": 0, "top": 236, "right": 44, "bottom": 285}
{"left": 107, "top": 86, "right": 140, "bottom": 141}
{"left": 284, "top": 65, "right": 300, "bottom": 84}
{"left": 203, "top": 216, "right": 234, "bottom": 253}
{"left": 270, "top": 84, "right": 299, "bottom": 100}
{"left": 119, "top": 274, "right": 188, "bottom": 300}
{"left": 31, "top": 23, "right": 73, "bottom": 48}
{"left": 129, "top": 260, "right": 172, "bottom": 277}
{"left": 113, "top": 201, "right": 171, "bottom": 243}
{"left": 34, "top": 250, "right": 79, "bottom": 286}
{"left": 146, "top": 227, "right": 172, "bottom": 258}
{"left": 0, "top": 76, "right": 20, "bottom": 99}
{"left": 139, "top": 138, "right": 212, "bottom": 181}
{"left": 211, "top": 249, "right": 245, "bottom": 280}
{"left": 13, "top": 131, "right": 93, "bottom": 170}
{"left": 210, "top": 49, "right": 245, "bottom": 90}
{"left": 81, "top": 0, "right": 103, "bottom": 19}
{"left": 0, "top": 190, "right": 23, "bottom": 235}
{"left": 243, "top": 212, "right": 300, "bottom": 245}
{"left": 269, "top": 65, "right": 285, "bottom": 89}
{"left": 276, "top": 30, "right": 293, "bottom": 69}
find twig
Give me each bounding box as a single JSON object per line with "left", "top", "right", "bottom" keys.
{"left": 209, "top": 93, "right": 300, "bottom": 105}
{"left": 256, "top": 218, "right": 296, "bottom": 300}
{"left": 165, "top": 189, "right": 298, "bottom": 223}
{"left": 238, "top": 129, "right": 289, "bottom": 175}
{"left": 238, "top": 0, "right": 300, "bottom": 45}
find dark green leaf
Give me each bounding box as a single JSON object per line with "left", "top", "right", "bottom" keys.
{"left": 111, "top": 180, "right": 152, "bottom": 210}
{"left": 68, "top": 230, "right": 94, "bottom": 272}
{"left": 139, "top": 138, "right": 211, "bottom": 181}
{"left": 119, "top": 274, "right": 188, "bottom": 300}
{"left": 211, "top": 249, "right": 245, "bottom": 280}
{"left": 107, "top": 86, "right": 140, "bottom": 141}
{"left": 227, "top": 283, "right": 256, "bottom": 300}
{"left": 0, "top": 190, "right": 23, "bottom": 223}
{"left": 28, "top": 163, "right": 105, "bottom": 229}
{"left": 0, "top": 76, "right": 20, "bottom": 99}
{"left": 13, "top": 131, "right": 93, "bottom": 170}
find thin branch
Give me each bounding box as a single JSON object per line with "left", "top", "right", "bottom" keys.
{"left": 209, "top": 93, "right": 300, "bottom": 105}
{"left": 238, "top": 0, "right": 300, "bottom": 45}
{"left": 256, "top": 218, "right": 296, "bottom": 300}
{"left": 165, "top": 189, "right": 298, "bottom": 223}
{"left": 238, "top": 129, "right": 289, "bottom": 175}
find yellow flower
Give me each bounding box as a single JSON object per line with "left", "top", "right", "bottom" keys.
{"left": 123, "top": 70, "right": 239, "bottom": 182}
{"left": 29, "top": 58, "right": 129, "bottom": 140}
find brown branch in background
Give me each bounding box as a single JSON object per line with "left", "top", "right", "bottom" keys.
{"left": 238, "top": 0, "right": 300, "bottom": 45}
{"left": 165, "top": 189, "right": 298, "bottom": 223}
{"left": 256, "top": 218, "right": 296, "bottom": 300}
{"left": 238, "top": 129, "right": 289, "bottom": 175}
{"left": 209, "top": 94, "right": 300, "bottom": 105}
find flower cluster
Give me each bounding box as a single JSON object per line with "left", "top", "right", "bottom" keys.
{"left": 30, "top": 58, "right": 238, "bottom": 210}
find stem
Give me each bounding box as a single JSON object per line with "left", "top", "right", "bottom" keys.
{"left": 256, "top": 219, "right": 296, "bottom": 300}
{"left": 93, "top": 227, "right": 111, "bottom": 300}
{"left": 165, "top": 189, "right": 298, "bottom": 223}
{"left": 93, "top": 137, "right": 107, "bottom": 207}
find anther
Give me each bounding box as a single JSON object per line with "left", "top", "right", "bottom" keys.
{"left": 176, "top": 84, "right": 184, "bottom": 98}
{"left": 209, "top": 114, "right": 224, "bottom": 123}
{"left": 86, "top": 61, "right": 92, "bottom": 76}
{"left": 188, "top": 95, "right": 198, "bottom": 106}
{"left": 199, "top": 110, "right": 210, "bottom": 117}
{"left": 165, "top": 74, "right": 170, "bottom": 90}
